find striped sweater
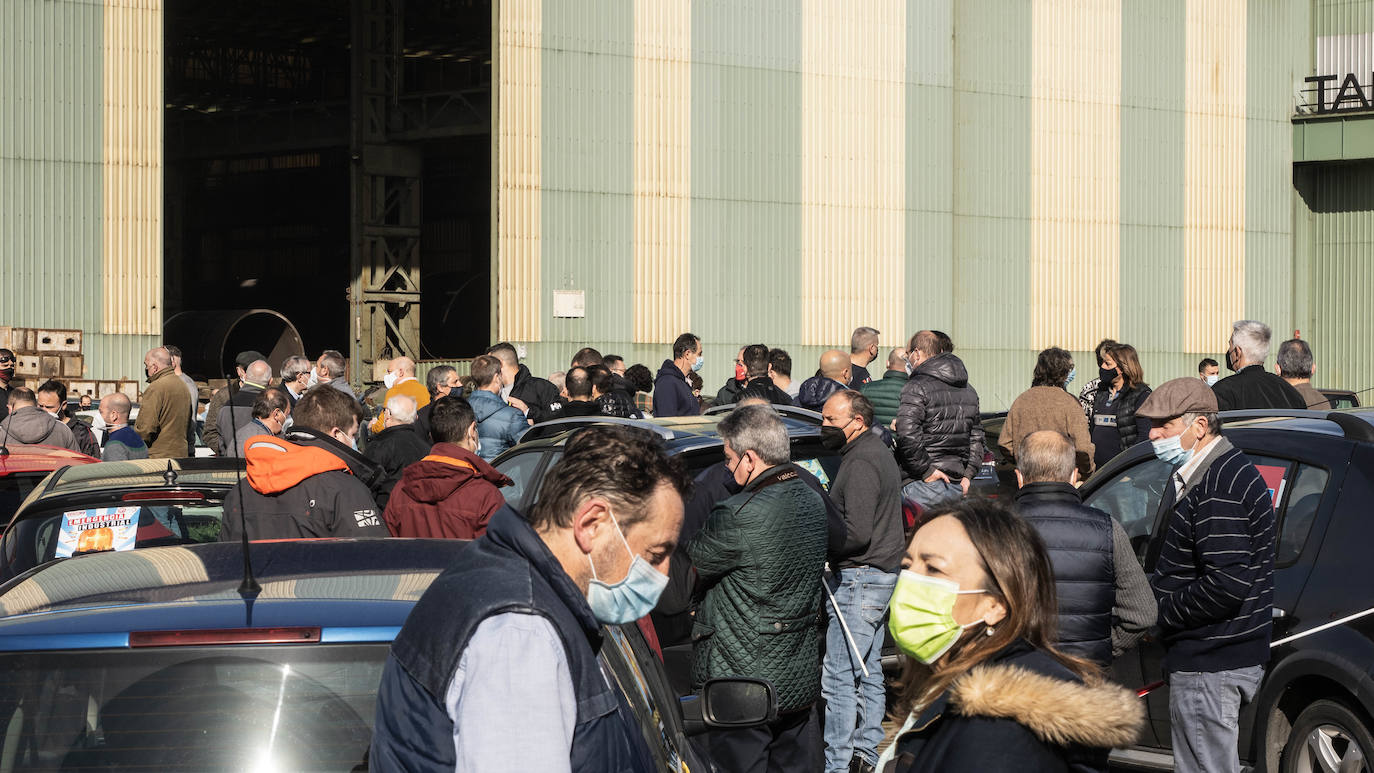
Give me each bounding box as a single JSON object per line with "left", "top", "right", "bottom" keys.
{"left": 1150, "top": 440, "right": 1275, "bottom": 673}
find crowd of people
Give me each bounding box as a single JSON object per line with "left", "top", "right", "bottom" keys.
{"left": 0, "top": 317, "right": 1323, "bottom": 772}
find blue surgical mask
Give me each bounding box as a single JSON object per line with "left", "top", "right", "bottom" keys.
{"left": 586, "top": 510, "right": 669, "bottom": 624}
{"left": 691, "top": 354, "right": 705, "bottom": 373}
{"left": 1065, "top": 367, "right": 1076, "bottom": 387}
{"left": 1151, "top": 433, "right": 1193, "bottom": 466}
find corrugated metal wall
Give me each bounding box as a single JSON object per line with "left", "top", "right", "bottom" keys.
{"left": 492, "top": 0, "right": 1308, "bottom": 408}
{"left": 1, "top": 0, "right": 159, "bottom": 383}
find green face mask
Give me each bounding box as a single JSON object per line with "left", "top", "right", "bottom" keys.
{"left": 887, "top": 570, "right": 988, "bottom": 665}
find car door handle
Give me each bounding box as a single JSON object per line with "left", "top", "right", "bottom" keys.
{"left": 1272, "top": 607, "right": 1287, "bottom": 619}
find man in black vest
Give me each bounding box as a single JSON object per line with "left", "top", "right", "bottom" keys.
{"left": 1012, "top": 430, "right": 1155, "bottom": 666}
{"left": 372, "top": 426, "right": 691, "bottom": 772}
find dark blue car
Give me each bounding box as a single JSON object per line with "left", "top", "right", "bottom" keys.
{"left": 0, "top": 539, "right": 769, "bottom": 771}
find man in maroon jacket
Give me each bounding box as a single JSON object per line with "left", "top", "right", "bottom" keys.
{"left": 384, "top": 396, "right": 513, "bottom": 539}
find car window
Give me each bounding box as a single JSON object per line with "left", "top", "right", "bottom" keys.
{"left": 599, "top": 624, "right": 692, "bottom": 772}
{"left": 1084, "top": 457, "right": 1175, "bottom": 561}
{"left": 493, "top": 450, "right": 548, "bottom": 510}
{"left": 1, "top": 498, "right": 224, "bottom": 580}
{"left": 0, "top": 643, "right": 386, "bottom": 771}
{"left": 1277, "top": 463, "right": 1329, "bottom": 566}
{"left": 0, "top": 473, "right": 48, "bottom": 529}
{"left": 793, "top": 442, "right": 841, "bottom": 490}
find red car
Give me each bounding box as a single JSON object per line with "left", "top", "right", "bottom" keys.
{"left": 0, "top": 444, "right": 99, "bottom": 529}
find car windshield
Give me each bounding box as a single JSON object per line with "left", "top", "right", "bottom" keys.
{"left": 0, "top": 643, "right": 387, "bottom": 772}
{"left": 1, "top": 496, "right": 226, "bottom": 581}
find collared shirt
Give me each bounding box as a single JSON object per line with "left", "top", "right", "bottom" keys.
{"left": 444, "top": 612, "right": 578, "bottom": 773}
{"left": 1172, "top": 436, "right": 1229, "bottom": 500}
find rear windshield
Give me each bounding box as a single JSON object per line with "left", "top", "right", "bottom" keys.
{"left": 0, "top": 474, "right": 50, "bottom": 530}
{"left": 1, "top": 498, "right": 224, "bottom": 581}
{"left": 0, "top": 643, "right": 387, "bottom": 772}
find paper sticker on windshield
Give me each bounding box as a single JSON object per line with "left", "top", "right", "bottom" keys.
{"left": 56, "top": 507, "right": 140, "bottom": 558}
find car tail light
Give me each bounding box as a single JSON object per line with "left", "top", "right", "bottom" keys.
{"left": 129, "top": 627, "right": 321, "bottom": 647}
{"left": 121, "top": 491, "right": 205, "bottom": 503}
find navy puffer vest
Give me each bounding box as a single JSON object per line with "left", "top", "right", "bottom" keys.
{"left": 371, "top": 506, "right": 655, "bottom": 772}
{"left": 1014, "top": 482, "right": 1116, "bottom": 666}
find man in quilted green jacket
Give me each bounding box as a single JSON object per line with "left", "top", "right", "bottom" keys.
{"left": 688, "top": 405, "right": 830, "bottom": 772}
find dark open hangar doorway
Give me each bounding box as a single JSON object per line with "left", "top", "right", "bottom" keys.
{"left": 163, "top": 0, "right": 493, "bottom": 375}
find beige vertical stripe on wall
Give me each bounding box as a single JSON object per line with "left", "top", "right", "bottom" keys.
{"left": 1030, "top": 0, "right": 1121, "bottom": 351}
{"left": 800, "top": 1, "right": 905, "bottom": 348}
{"left": 1184, "top": 0, "right": 1246, "bottom": 354}
{"left": 632, "top": 1, "right": 691, "bottom": 344}
{"left": 497, "top": 0, "right": 543, "bottom": 342}
{"left": 102, "top": 0, "right": 162, "bottom": 335}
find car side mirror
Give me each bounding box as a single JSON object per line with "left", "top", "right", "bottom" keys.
{"left": 681, "top": 678, "right": 778, "bottom": 736}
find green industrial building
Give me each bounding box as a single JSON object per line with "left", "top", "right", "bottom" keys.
{"left": 2, "top": 0, "right": 1372, "bottom": 408}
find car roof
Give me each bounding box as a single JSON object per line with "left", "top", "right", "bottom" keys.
{"left": 0, "top": 539, "right": 464, "bottom": 622}
{"left": 1220, "top": 408, "right": 1374, "bottom": 442}
{"left": 511, "top": 411, "right": 824, "bottom": 453}
{"left": 0, "top": 444, "right": 98, "bottom": 477}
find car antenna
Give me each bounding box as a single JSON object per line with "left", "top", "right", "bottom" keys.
{"left": 163, "top": 460, "right": 177, "bottom": 486}
{"left": 225, "top": 371, "right": 261, "bottom": 600}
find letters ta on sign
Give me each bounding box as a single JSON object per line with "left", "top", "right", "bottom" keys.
{"left": 1304, "top": 73, "right": 1374, "bottom": 114}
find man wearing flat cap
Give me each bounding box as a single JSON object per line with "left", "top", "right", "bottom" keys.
{"left": 203, "top": 349, "right": 267, "bottom": 455}
{"left": 1139, "top": 378, "right": 1275, "bottom": 773}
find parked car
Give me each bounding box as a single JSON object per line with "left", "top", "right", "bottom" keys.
{"left": 1318, "top": 388, "right": 1361, "bottom": 410}
{"left": 0, "top": 456, "right": 244, "bottom": 582}
{"left": 1086, "top": 408, "right": 1374, "bottom": 772}
{"left": 0, "top": 444, "right": 97, "bottom": 527}
{"left": 0, "top": 538, "right": 772, "bottom": 771}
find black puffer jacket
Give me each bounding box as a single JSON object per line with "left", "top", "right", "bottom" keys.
{"left": 509, "top": 364, "right": 564, "bottom": 423}
{"left": 894, "top": 353, "right": 984, "bottom": 481}
{"left": 1094, "top": 384, "right": 1151, "bottom": 449}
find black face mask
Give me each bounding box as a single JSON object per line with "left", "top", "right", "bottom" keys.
{"left": 0, "top": 367, "right": 12, "bottom": 381}
{"left": 1098, "top": 366, "right": 1118, "bottom": 385}
{"left": 820, "top": 425, "right": 848, "bottom": 452}
{"left": 1225, "top": 347, "right": 1239, "bottom": 373}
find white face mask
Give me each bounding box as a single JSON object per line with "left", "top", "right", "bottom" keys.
{"left": 383, "top": 371, "right": 398, "bottom": 389}
{"left": 1205, "top": 374, "right": 1219, "bottom": 387}
{"left": 307, "top": 369, "right": 320, "bottom": 388}
{"left": 500, "top": 380, "right": 514, "bottom": 400}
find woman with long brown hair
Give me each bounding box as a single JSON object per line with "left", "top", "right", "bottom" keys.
{"left": 880, "top": 499, "right": 1143, "bottom": 772}
{"left": 1089, "top": 342, "right": 1152, "bottom": 469}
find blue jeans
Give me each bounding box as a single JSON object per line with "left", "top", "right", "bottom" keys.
{"left": 1168, "top": 666, "right": 1264, "bottom": 773}
{"left": 821, "top": 566, "right": 898, "bottom": 772}
{"left": 901, "top": 479, "right": 963, "bottom": 513}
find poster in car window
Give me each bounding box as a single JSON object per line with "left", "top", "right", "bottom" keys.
{"left": 1254, "top": 465, "right": 1288, "bottom": 512}
{"left": 55, "top": 506, "right": 140, "bottom": 557}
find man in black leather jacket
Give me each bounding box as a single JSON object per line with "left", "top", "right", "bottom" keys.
{"left": 894, "top": 330, "right": 984, "bottom": 511}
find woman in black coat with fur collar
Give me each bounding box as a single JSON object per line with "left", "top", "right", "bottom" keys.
{"left": 880, "top": 499, "right": 1144, "bottom": 773}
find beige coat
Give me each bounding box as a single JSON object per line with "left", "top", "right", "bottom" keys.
{"left": 998, "top": 386, "right": 1095, "bottom": 478}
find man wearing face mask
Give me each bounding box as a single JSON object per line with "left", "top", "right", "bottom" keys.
{"left": 1139, "top": 378, "right": 1275, "bottom": 773}
{"left": 0, "top": 387, "right": 81, "bottom": 451}
{"left": 859, "top": 348, "right": 909, "bottom": 430}
{"left": 719, "top": 344, "right": 793, "bottom": 407}
{"left": 220, "top": 386, "right": 386, "bottom": 542}
{"left": 36, "top": 380, "right": 100, "bottom": 458}
{"left": 384, "top": 396, "right": 513, "bottom": 539}
{"left": 135, "top": 347, "right": 192, "bottom": 459}
{"left": 370, "top": 356, "right": 430, "bottom": 434}
{"left": 1196, "top": 358, "right": 1220, "bottom": 387}
{"left": 848, "top": 326, "right": 881, "bottom": 389}
{"left": 466, "top": 355, "right": 528, "bottom": 460}
{"left": 1211, "top": 319, "right": 1304, "bottom": 412}
{"left": 654, "top": 332, "right": 704, "bottom": 417}
{"left": 689, "top": 406, "right": 831, "bottom": 772}
{"left": 372, "top": 426, "right": 689, "bottom": 772}
{"left": 414, "top": 364, "right": 460, "bottom": 442}
{"left": 819, "top": 391, "right": 904, "bottom": 773}
{"left": 0, "top": 348, "right": 16, "bottom": 422}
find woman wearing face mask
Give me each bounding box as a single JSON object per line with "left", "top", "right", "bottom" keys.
{"left": 1089, "top": 343, "right": 1152, "bottom": 470}
{"left": 998, "top": 348, "right": 1096, "bottom": 480}
{"left": 881, "top": 499, "right": 1144, "bottom": 772}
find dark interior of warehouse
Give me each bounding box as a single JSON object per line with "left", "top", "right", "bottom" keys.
{"left": 163, "top": 0, "right": 492, "bottom": 360}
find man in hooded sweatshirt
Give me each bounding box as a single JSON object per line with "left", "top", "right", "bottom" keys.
{"left": 894, "top": 330, "right": 984, "bottom": 511}
{"left": 219, "top": 386, "right": 387, "bottom": 541}
{"left": 385, "top": 396, "right": 512, "bottom": 539}
{"left": 0, "top": 388, "right": 82, "bottom": 451}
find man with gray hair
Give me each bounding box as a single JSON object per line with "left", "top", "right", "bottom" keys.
{"left": 848, "top": 326, "right": 881, "bottom": 388}
{"left": 280, "top": 355, "right": 313, "bottom": 408}
{"left": 1276, "top": 338, "right": 1331, "bottom": 410}
{"left": 216, "top": 360, "right": 272, "bottom": 456}
{"left": 415, "top": 364, "right": 461, "bottom": 442}
{"left": 1212, "top": 320, "right": 1304, "bottom": 411}
{"left": 688, "top": 405, "right": 830, "bottom": 771}
{"left": 363, "top": 393, "right": 432, "bottom": 509}
{"left": 314, "top": 350, "right": 359, "bottom": 402}
{"left": 1012, "top": 430, "right": 1154, "bottom": 667}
